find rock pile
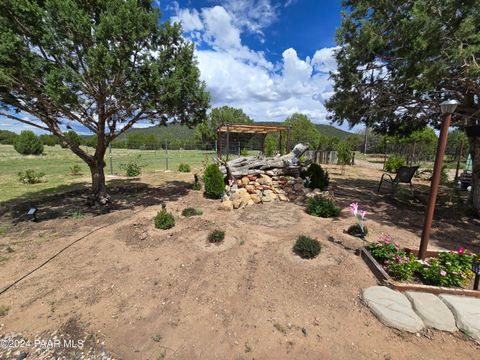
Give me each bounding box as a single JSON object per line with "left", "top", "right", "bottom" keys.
{"left": 219, "top": 174, "right": 330, "bottom": 210}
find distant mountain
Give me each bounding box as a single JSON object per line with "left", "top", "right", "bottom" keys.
{"left": 255, "top": 121, "right": 352, "bottom": 139}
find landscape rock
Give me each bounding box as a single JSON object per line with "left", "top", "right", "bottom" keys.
{"left": 278, "top": 194, "right": 288, "bottom": 201}
{"left": 250, "top": 194, "right": 262, "bottom": 204}
{"left": 362, "top": 286, "right": 424, "bottom": 333}
{"left": 258, "top": 175, "right": 273, "bottom": 186}
{"left": 241, "top": 176, "right": 250, "bottom": 185}
{"left": 439, "top": 294, "right": 480, "bottom": 342}
{"left": 405, "top": 292, "right": 457, "bottom": 332}
{"left": 219, "top": 200, "right": 233, "bottom": 211}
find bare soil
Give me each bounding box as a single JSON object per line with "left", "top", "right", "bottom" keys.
{"left": 0, "top": 165, "right": 479, "bottom": 360}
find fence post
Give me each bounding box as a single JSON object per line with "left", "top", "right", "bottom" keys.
{"left": 165, "top": 139, "right": 169, "bottom": 171}
{"left": 109, "top": 142, "right": 113, "bottom": 175}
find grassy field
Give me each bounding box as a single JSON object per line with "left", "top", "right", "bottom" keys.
{"left": 0, "top": 144, "right": 216, "bottom": 203}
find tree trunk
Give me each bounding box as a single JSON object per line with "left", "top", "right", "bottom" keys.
{"left": 89, "top": 161, "right": 109, "bottom": 205}
{"left": 471, "top": 136, "right": 480, "bottom": 217}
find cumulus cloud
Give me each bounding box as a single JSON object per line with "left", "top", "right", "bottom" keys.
{"left": 170, "top": 3, "right": 338, "bottom": 123}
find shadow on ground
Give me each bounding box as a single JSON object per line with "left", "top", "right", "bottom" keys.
{"left": 0, "top": 179, "right": 192, "bottom": 223}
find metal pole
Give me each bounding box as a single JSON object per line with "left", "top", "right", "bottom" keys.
{"left": 363, "top": 125, "right": 368, "bottom": 155}
{"left": 454, "top": 139, "right": 464, "bottom": 185}
{"left": 383, "top": 141, "right": 388, "bottom": 170}
{"left": 418, "top": 112, "right": 452, "bottom": 259}
{"left": 165, "top": 139, "right": 168, "bottom": 171}
{"left": 109, "top": 142, "right": 113, "bottom": 175}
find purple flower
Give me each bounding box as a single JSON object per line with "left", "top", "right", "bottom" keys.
{"left": 350, "top": 202, "right": 359, "bottom": 216}
{"left": 440, "top": 270, "right": 447, "bottom": 277}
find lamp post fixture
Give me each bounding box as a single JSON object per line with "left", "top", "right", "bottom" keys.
{"left": 418, "top": 99, "right": 460, "bottom": 260}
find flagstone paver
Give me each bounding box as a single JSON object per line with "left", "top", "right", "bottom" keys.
{"left": 405, "top": 291, "right": 457, "bottom": 332}
{"left": 439, "top": 294, "right": 480, "bottom": 343}
{"left": 362, "top": 286, "right": 424, "bottom": 333}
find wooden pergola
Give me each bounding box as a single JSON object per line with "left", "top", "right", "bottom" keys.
{"left": 216, "top": 124, "right": 291, "bottom": 159}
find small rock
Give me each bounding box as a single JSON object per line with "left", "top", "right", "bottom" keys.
{"left": 219, "top": 200, "right": 233, "bottom": 211}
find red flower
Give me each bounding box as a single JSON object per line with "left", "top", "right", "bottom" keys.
{"left": 458, "top": 247, "right": 465, "bottom": 255}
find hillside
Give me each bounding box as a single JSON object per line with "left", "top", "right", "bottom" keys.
{"left": 255, "top": 121, "right": 352, "bottom": 139}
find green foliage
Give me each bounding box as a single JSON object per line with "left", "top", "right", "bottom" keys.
{"left": 195, "top": 106, "right": 254, "bottom": 145}
{"left": 14, "top": 131, "right": 44, "bottom": 155}
{"left": 120, "top": 161, "right": 142, "bottom": 177}
{"left": 0, "top": 130, "right": 17, "bottom": 145}
{"left": 284, "top": 113, "right": 319, "bottom": 147}
{"left": 384, "top": 155, "right": 405, "bottom": 173}
{"left": 154, "top": 204, "right": 175, "bottom": 230}
{"left": 305, "top": 163, "right": 329, "bottom": 190}
{"left": 178, "top": 163, "right": 191, "bottom": 172}
{"left": 61, "top": 131, "right": 81, "bottom": 148}
{"left": 203, "top": 164, "right": 224, "bottom": 199}
{"left": 192, "top": 174, "right": 202, "bottom": 190}
{"left": 306, "top": 195, "right": 340, "bottom": 218}
{"left": 0, "top": 0, "right": 209, "bottom": 199}
{"left": 208, "top": 229, "right": 225, "bottom": 243}
{"left": 447, "top": 129, "right": 468, "bottom": 157}
{"left": 39, "top": 134, "right": 58, "bottom": 146}
{"left": 367, "top": 237, "right": 477, "bottom": 286}
{"left": 18, "top": 169, "right": 44, "bottom": 184}
{"left": 347, "top": 224, "right": 368, "bottom": 237}
{"left": 240, "top": 148, "right": 249, "bottom": 156}
{"left": 182, "top": 207, "right": 203, "bottom": 217}
{"left": 336, "top": 141, "right": 352, "bottom": 166}
{"left": 69, "top": 164, "right": 82, "bottom": 176}
{"left": 126, "top": 133, "right": 160, "bottom": 150}
{"left": 264, "top": 134, "right": 278, "bottom": 156}
{"left": 293, "top": 235, "right": 321, "bottom": 259}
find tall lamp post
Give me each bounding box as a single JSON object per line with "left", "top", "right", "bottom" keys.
{"left": 418, "top": 99, "right": 459, "bottom": 259}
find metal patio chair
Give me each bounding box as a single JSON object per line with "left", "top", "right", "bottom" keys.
{"left": 377, "top": 166, "right": 419, "bottom": 193}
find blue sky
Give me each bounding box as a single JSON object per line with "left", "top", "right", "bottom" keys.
{"left": 1, "top": 0, "right": 347, "bottom": 134}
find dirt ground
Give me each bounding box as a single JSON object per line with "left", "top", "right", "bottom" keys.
{"left": 0, "top": 163, "right": 479, "bottom": 359}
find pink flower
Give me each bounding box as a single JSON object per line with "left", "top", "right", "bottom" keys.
{"left": 440, "top": 270, "right": 447, "bottom": 277}
{"left": 457, "top": 247, "right": 465, "bottom": 254}
{"left": 394, "top": 242, "right": 399, "bottom": 248}
{"left": 384, "top": 238, "right": 390, "bottom": 245}
{"left": 359, "top": 210, "right": 367, "bottom": 219}
{"left": 350, "top": 202, "right": 359, "bottom": 216}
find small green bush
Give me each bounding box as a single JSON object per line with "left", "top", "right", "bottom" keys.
{"left": 154, "top": 204, "right": 175, "bottom": 230}
{"left": 347, "top": 223, "right": 368, "bottom": 237}
{"left": 384, "top": 155, "right": 405, "bottom": 173}
{"left": 120, "top": 161, "right": 141, "bottom": 177}
{"left": 306, "top": 195, "right": 340, "bottom": 218}
{"left": 178, "top": 163, "right": 191, "bottom": 172}
{"left": 204, "top": 164, "right": 224, "bottom": 199}
{"left": 18, "top": 169, "right": 44, "bottom": 184}
{"left": 14, "top": 130, "right": 44, "bottom": 155}
{"left": 293, "top": 235, "right": 321, "bottom": 259}
{"left": 61, "top": 131, "right": 81, "bottom": 148}
{"left": 240, "top": 148, "right": 249, "bottom": 156}
{"left": 69, "top": 164, "right": 82, "bottom": 176}
{"left": 305, "top": 163, "right": 329, "bottom": 190}
{"left": 182, "top": 207, "right": 203, "bottom": 217}
{"left": 208, "top": 229, "right": 225, "bottom": 243}
{"left": 192, "top": 174, "right": 202, "bottom": 190}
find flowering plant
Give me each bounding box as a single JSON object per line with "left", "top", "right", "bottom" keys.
{"left": 347, "top": 202, "right": 368, "bottom": 237}
{"left": 367, "top": 237, "right": 477, "bottom": 288}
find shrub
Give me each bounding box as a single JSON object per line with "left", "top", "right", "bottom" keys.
{"left": 120, "top": 161, "right": 141, "bottom": 177}
{"left": 293, "top": 235, "right": 321, "bottom": 259}
{"left": 178, "top": 163, "right": 191, "bottom": 172}
{"left": 192, "top": 174, "right": 202, "bottom": 190}
{"left": 336, "top": 141, "right": 352, "bottom": 166}
{"left": 208, "top": 229, "right": 225, "bottom": 243}
{"left": 18, "top": 169, "right": 44, "bottom": 184}
{"left": 182, "top": 208, "right": 203, "bottom": 217}
{"left": 347, "top": 224, "right": 368, "bottom": 237}
{"left": 204, "top": 164, "right": 224, "bottom": 199}
{"left": 305, "top": 163, "right": 329, "bottom": 190}
{"left": 240, "top": 148, "right": 249, "bottom": 156}
{"left": 154, "top": 204, "right": 175, "bottom": 230}
{"left": 306, "top": 195, "right": 340, "bottom": 218}
{"left": 61, "top": 131, "right": 81, "bottom": 148}
{"left": 384, "top": 155, "right": 405, "bottom": 173}
{"left": 69, "top": 164, "right": 82, "bottom": 176}
{"left": 14, "top": 130, "right": 44, "bottom": 155}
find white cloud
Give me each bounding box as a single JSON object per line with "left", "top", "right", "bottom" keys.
{"left": 168, "top": 4, "right": 338, "bottom": 124}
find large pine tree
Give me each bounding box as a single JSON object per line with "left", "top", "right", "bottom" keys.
{"left": 327, "top": 0, "right": 480, "bottom": 215}
{"left": 0, "top": 0, "right": 209, "bottom": 204}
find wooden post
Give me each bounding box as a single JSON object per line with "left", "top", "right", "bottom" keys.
{"left": 279, "top": 130, "right": 283, "bottom": 155}
{"left": 217, "top": 130, "right": 222, "bottom": 159}
{"left": 261, "top": 134, "right": 266, "bottom": 154}
{"left": 286, "top": 126, "right": 292, "bottom": 153}
{"left": 226, "top": 124, "right": 230, "bottom": 161}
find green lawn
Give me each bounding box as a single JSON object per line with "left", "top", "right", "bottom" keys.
{"left": 0, "top": 144, "right": 216, "bottom": 203}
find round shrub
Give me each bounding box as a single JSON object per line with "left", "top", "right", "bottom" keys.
{"left": 293, "top": 235, "right": 321, "bottom": 259}
{"left": 178, "top": 163, "right": 191, "bottom": 173}
{"left": 14, "top": 130, "right": 44, "bottom": 155}
{"left": 204, "top": 164, "right": 224, "bottom": 199}
{"left": 347, "top": 224, "right": 368, "bottom": 237}
{"left": 182, "top": 207, "right": 203, "bottom": 217}
{"left": 306, "top": 195, "right": 341, "bottom": 218}
{"left": 120, "top": 161, "right": 141, "bottom": 177}
{"left": 384, "top": 155, "right": 405, "bottom": 173}
{"left": 17, "top": 169, "right": 44, "bottom": 184}
{"left": 305, "top": 163, "right": 329, "bottom": 190}
{"left": 154, "top": 204, "right": 175, "bottom": 230}
{"left": 208, "top": 229, "right": 225, "bottom": 243}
